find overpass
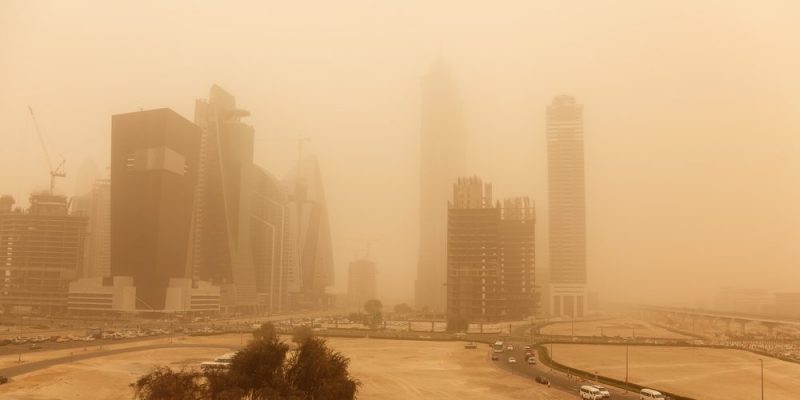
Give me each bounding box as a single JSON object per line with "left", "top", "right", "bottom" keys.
{"left": 628, "top": 304, "right": 800, "bottom": 336}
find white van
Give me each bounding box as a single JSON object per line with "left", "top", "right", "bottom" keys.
{"left": 640, "top": 388, "right": 665, "bottom": 399}
{"left": 580, "top": 385, "right": 603, "bottom": 400}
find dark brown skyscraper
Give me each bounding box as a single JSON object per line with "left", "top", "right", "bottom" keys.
{"left": 416, "top": 59, "right": 466, "bottom": 313}
{"left": 110, "top": 108, "right": 200, "bottom": 310}
{"left": 446, "top": 177, "right": 536, "bottom": 329}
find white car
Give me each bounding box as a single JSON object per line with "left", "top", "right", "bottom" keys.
{"left": 527, "top": 357, "right": 536, "bottom": 365}
{"left": 592, "top": 385, "right": 610, "bottom": 398}
{"left": 506, "top": 344, "right": 514, "bottom": 351}
{"left": 507, "top": 356, "right": 517, "bottom": 364}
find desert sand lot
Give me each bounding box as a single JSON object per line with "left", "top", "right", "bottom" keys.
{"left": 551, "top": 343, "right": 800, "bottom": 400}
{"left": 0, "top": 334, "right": 570, "bottom": 400}
{"left": 541, "top": 318, "right": 690, "bottom": 339}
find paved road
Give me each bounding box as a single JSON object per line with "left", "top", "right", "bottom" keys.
{"left": 0, "top": 342, "right": 236, "bottom": 378}
{"left": 486, "top": 341, "right": 642, "bottom": 400}
{"left": 0, "top": 335, "right": 176, "bottom": 357}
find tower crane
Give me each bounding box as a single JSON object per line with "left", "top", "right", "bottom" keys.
{"left": 28, "top": 106, "right": 66, "bottom": 195}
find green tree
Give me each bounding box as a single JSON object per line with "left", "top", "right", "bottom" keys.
{"left": 252, "top": 322, "right": 277, "bottom": 342}
{"left": 221, "top": 337, "right": 291, "bottom": 398}
{"left": 292, "top": 325, "right": 314, "bottom": 344}
{"left": 133, "top": 332, "right": 359, "bottom": 400}
{"left": 286, "top": 337, "right": 360, "bottom": 400}
{"left": 131, "top": 367, "right": 206, "bottom": 400}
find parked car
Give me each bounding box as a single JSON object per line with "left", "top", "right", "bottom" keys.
{"left": 0, "top": 375, "right": 8, "bottom": 384}
{"left": 527, "top": 356, "right": 536, "bottom": 365}
{"left": 491, "top": 354, "right": 499, "bottom": 360}
{"left": 29, "top": 343, "right": 42, "bottom": 350}
{"left": 507, "top": 356, "right": 517, "bottom": 364}
{"left": 535, "top": 375, "right": 549, "bottom": 385}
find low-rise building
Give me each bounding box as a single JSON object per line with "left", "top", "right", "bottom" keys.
{"left": 67, "top": 276, "right": 136, "bottom": 314}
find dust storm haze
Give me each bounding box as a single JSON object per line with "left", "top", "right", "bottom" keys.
{"left": 2, "top": 0, "right": 799, "bottom": 308}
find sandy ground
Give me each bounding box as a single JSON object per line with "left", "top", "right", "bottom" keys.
{"left": 0, "top": 334, "right": 570, "bottom": 400}
{"left": 551, "top": 343, "right": 800, "bottom": 400}
{"left": 541, "top": 318, "right": 690, "bottom": 339}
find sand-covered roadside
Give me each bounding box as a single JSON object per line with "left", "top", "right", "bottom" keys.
{"left": 0, "top": 334, "right": 570, "bottom": 400}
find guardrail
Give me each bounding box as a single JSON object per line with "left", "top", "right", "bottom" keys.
{"left": 534, "top": 343, "right": 696, "bottom": 400}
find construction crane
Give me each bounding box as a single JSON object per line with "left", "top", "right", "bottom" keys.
{"left": 28, "top": 106, "right": 66, "bottom": 194}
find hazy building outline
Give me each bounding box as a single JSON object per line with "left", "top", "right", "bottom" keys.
{"left": 546, "top": 95, "right": 588, "bottom": 317}
{"left": 416, "top": 58, "right": 466, "bottom": 313}
{"left": 284, "top": 156, "right": 335, "bottom": 309}
{"left": 347, "top": 258, "right": 377, "bottom": 312}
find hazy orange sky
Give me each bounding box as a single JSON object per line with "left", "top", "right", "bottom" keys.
{"left": 2, "top": 1, "right": 798, "bottom": 307}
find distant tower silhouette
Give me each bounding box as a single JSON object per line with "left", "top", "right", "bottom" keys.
{"left": 546, "top": 95, "right": 587, "bottom": 318}
{"left": 415, "top": 58, "right": 466, "bottom": 313}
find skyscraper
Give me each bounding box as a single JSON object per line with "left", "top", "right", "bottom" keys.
{"left": 546, "top": 95, "right": 587, "bottom": 317}
{"left": 446, "top": 177, "right": 536, "bottom": 329}
{"left": 284, "top": 156, "right": 335, "bottom": 309}
{"left": 110, "top": 108, "right": 201, "bottom": 310}
{"left": 0, "top": 193, "right": 87, "bottom": 313}
{"left": 347, "top": 258, "right": 376, "bottom": 311}
{"left": 416, "top": 59, "right": 466, "bottom": 312}
{"left": 72, "top": 178, "right": 111, "bottom": 279}
{"left": 250, "top": 165, "right": 294, "bottom": 313}
{"left": 192, "top": 85, "right": 258, "bottom": 310}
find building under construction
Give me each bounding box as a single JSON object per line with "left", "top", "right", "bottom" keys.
{"left": 446, "top": 177, "right": 536, "bottom": 330}
{"left": 0, "top": 193, "right": 87, "bottom": 314}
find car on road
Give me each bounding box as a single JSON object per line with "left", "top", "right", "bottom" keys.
{"left": 580, "top": 385, "right": 604, "bottom": 399}
{"left": 0, "top": 375, "right": 8, "bottom": 384}
{"left": 524, "top": 345, "right": 531, "bottom": 350}
{"left": 29, "top": 343, "right": 42, "bottom": 350}
{"left": 507, "top": 356, "right": 516, "bottom": 364}
{"left": 534, "top": 375, "right": 549, "bottom": 385}
{"left": 639, "top": 388, "right": 665, "bottom": 399}
{"left": 592, "top": 385, "right": 610, "bottom": 398}
{"left": 491, "top": 354, "right": 499, "bottom": 360}
{"left": 526, "top": 356, "right": 536, "bottom": 365}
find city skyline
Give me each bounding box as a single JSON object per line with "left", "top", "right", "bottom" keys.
{"left": 2, "top": 1, "right": 799, "bottom": 307}
{"left": 2, "top": 2, "right": 800, "bottom": 398}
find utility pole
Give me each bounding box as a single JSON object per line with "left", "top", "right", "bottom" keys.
{"left": 760, "top": 358, "right": 764, "bottom": 400}
{"left": 625, "top": 341, "right": 629, "bottom": 393}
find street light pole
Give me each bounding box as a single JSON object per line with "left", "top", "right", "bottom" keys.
{"left": 760, "top": 358, "right": 764, "bottom": 400}
{"left": 625, "top": 342, "right": 629, "bottom": 393}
